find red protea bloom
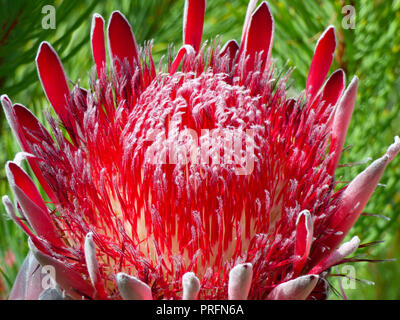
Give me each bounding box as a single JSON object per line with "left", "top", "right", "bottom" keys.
{"left": 2, "top": 0, "right": 399, "bottom": 300}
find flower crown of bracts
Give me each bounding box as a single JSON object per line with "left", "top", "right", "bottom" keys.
{"left": 2, "top": 0, "right": 399, "bottom": 300}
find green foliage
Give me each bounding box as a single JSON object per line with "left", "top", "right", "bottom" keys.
{"left": 0, "top": 0, "right": 399, "bottom": 299}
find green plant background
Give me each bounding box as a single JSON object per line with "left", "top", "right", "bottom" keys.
{"left": 0, "top": 0, "right": 399, "bottom": 299}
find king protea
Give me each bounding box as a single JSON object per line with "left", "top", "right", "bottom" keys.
{"left": 1, "top": 0, "right": 399, "bottom": 300}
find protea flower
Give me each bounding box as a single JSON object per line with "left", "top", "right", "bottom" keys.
{"left": 1, "top": 0, "right": 399, "bottom": 300}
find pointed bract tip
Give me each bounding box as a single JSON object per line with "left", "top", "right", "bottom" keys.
{"left": 267, "top": 274, "right": 319, "bottom": 300}
{"left": 84, "top": 232, "right": 96, "bottom": 256}
{"left": 294, "top": 209, "right": 314, "bottom": 274}
{"left": 93, "top": 13, "right": 104, "bottom": 21}
{"left": 255, "top": 1, "right": 274, "bottom": 18}
{"left": 322, "top": 25, "right": 337, "bottom": 48}
{"left": 1, "top": 94, "right": 13, "bottom": 119}
{"left": 5, "top": 161, "right": 16, "bottom": 184}
{"left": 35, "top": 38, "right": 73, "bottom": 129}
{"left": 116, "top": 273, "right": 153, "bottom": 300}
{"left": 2, "top": 195, "right": 10, "bottom": 206}
{"left": 110, "top": 10, "right": 125, "bottom": 19}
{"left": 182, "top": 44, "right": 196, "bottom": 55}
{"left": 341, "top": 236, "right": 361, "bottom": 254}
{"left": 240, "top": 0, "right": 259, "bottom": 42}
{"left": 228, "top": 263, "right": 253, "bottom": 300}
{"left": 319, "top": 152, "right": 391, "bottom": 261}
{"left": 86, "top": 231, "right": 94, "bottom": 240}
{"left": 350, "top": 74, "right": 359, "bottom": 84}
{"left": 169, "top": 45, "right": 195, "bottom": 74}
{"left": 322, "top": 25, "right": 336, "bottom": 39}
{"left": 2, "top": 195, "right": 15, "bottom": 217}
{"left": 332, "top": 68, "right": 345, "bottom": 81}
{"left": 182, "top": 272, "right": 201, "bottom": 300}
{"left": 91, "top": 13, "right": 105, "bottom": 33}
{"left": 5, "top": 161, "right": 36, "bottom": 194}
{"left": 35, "top": 41, "right": 53, "bottom": 61}
{"left": 12, "top": 152, "right": 36, "bottom": 167}
{"left": 296, "top": 209, "right": 311, "bottom": 225}
{"left": 328, "top": 73, "right": 360, "bottom": 174}
{"left": 107, "top": 9, "right": 139, "bottom": 69}
{"left": 252, "top": 0, "right": 274, "bottom": 34}
{"left": 108, "top": 10, "right": 131, "bottom": 28}
{"left": 1, "top": 94, "right": 11, "bottom": 105}
{"left": 313, "top": 25, "right": 336, "bottom": 54}
{"left": 183, "top": 0, "right": 206, "bottom": 52}
{"left": 84, "top": 231, "right": 107, "bottom": 299}
{"left": 344, "top": 75, "right": 359, "bottom": 96}
{"left": 306, "top": 24, "right": 337, "bottom": 100}
{"left": 27, "top": 237, "right": 37, "bottom": 253}
{"left": 309, "top": 236, "right": 360, "bottom": 274}
{"left": 385, "top": 136, "right": 400, "bottom": 162}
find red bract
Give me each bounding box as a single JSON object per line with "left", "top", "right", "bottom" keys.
{"left": 2, "top": 0, "right": 399, "bottom": 300}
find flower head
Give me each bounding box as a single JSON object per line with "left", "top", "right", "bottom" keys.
{"left": 2, "top": 0, "right": 399, "bottom": 300}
